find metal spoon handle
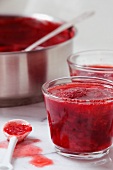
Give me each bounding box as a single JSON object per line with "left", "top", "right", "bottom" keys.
{"left": 25, "top": 11, "right": 95, "bottom": 51}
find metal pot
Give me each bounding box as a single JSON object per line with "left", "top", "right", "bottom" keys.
{"left": 0, "top": 14, "right": 76, "bottom": 107}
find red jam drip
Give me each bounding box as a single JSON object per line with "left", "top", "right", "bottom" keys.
{"left": 29, "top": 155, "right": 53, "bottom": 167}
{"left": 0, "top": 15, "right": 75, "bottom": 52}
{"left": 3, "top": 122, "right": 32, "bottom": 135}
{"left": 0, "top": 138, "right": 53, "bottom": 167}
{"left": 45, "top": 82, "right": 113, "bottom": 153}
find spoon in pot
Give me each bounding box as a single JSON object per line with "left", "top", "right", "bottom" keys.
{"left": 25, "top": 11, "right": 95, "bottom": 51}
{"left": 0, "top": 119, "right": 32, "bottom": 170}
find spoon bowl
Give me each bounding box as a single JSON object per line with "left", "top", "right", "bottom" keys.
{"left": 3, "top": 119, "right": 32, "bottom": 142}
{"left": 0, "top": 119, "right": 32, "bottom": 170}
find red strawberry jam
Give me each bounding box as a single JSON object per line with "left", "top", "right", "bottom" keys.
{"left": 3, "top": 121, "right": 32, "bottom": 136}
{"left": 0, "top": 15, "right": 75, "bottom": 52}
{"left": 44, "top": 80, "right": 113, "bottom": 155}
{"left": 70, "top": 65, "right": 113, "bottom": 81}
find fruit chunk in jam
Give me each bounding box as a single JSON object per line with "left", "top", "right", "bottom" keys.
{"left": 44, "top": 82, "right": 113, "bottom": 153}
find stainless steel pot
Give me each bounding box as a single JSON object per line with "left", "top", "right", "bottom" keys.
{"left": 0, "top": 14, "right": 76, "bottom": 107}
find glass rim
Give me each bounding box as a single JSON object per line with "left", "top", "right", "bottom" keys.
{"left": 67, "top": 49, "right": 113, "bottom": 72}
{"left": 42, "top": 76, "right": 113, "bottom": 103}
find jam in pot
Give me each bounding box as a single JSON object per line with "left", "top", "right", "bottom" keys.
{"left": 0, "top": 15, "right": 75, "bottom": 52}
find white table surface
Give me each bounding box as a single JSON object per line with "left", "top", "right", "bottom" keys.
{"left": 0, "top": 0, "right": 113, "bottom": 169}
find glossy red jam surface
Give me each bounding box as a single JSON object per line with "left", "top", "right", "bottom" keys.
{"left": 4, "top": 121, "right": 32, "bottom": 136}
{"left": 70, "top": 65, "right": 113, "bottom": 81}
{"left": 45, "top": 82, "right": 113, "bottom": 153}
{"left": 0, "top": 15, "right": 75, "bottom": 52}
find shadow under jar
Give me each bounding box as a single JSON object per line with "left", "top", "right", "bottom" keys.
{"left": 42, "top": 76, "right": 113, "bottom": 159}
{"left": 67, "top": 50, "right": 113, "bottom": 80}
{"left": 0, "top": 14, "right": 76, "bottom": 107}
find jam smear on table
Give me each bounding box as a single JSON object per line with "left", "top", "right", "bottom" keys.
{"left": 0, "top": 15, "right": 75, "bottom": 52}
{"left": 29, "top": 155, "right": 53, "bottom": 167}
{"left": 45, "top": 82, "right": 113, "bottom": 153}
{"left": 0, "top": 137, "right": 53, "bottom": 167}
{"left": 70, "top": 65, "right": 113, "bottom": 81}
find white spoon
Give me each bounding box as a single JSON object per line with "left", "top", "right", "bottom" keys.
{"left": 25, "top": 11, "right": 95, "bottom": 51}
{"left": 0, "top": 119, "right": 32, "bottom": 170}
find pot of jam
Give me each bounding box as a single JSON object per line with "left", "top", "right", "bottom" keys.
{"left": 0, "top": 14, "right": 76, "bottom": 107}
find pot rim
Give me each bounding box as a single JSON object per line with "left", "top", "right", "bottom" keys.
{"left": 0, "top": 13, "right": 77, "bottom": 55}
